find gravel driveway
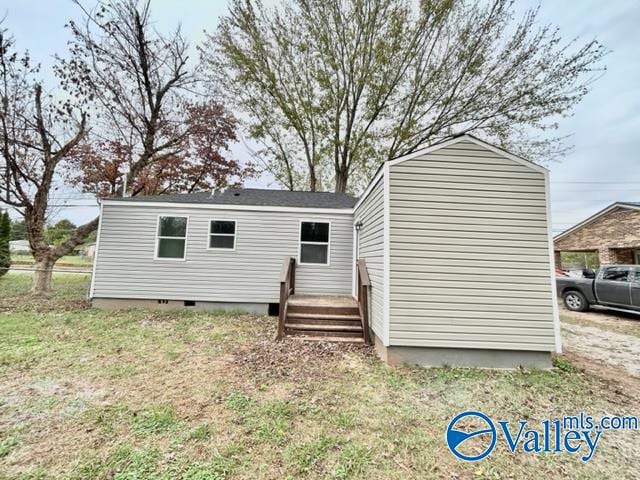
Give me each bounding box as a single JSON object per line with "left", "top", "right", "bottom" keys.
{"left": 561, "top": 308, "right": 640, "bottom": 377}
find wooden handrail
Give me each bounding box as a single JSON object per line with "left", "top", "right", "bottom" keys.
{"left": 277, "top": 256, "right": 296, "bottom": 339}
{"left": 356, "top": 259, "right": 371, "bottom": 345}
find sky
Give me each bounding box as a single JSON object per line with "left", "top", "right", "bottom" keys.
{"left": 1, "top": 0, "right": 639, "bottom": 235}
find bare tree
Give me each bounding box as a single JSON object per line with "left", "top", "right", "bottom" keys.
{"left": 203, "top": 0, "right": 607, "bottom": 193}
{"left": 0, "top": 26, "right": 92, "bottom": 294}
{"left": 1, "top": 1, "right": 250, "bottom": 295}
{"left": 58, "top": 0, "right": 197, "bottom": 189}
{"left": 58, "top": 0, "right": 251, "bottom": 196}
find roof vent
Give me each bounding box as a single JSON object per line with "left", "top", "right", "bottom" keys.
{"left": 210, "top": 188, "right": 216, "bottom": 196}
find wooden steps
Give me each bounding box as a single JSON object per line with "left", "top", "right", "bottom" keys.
{"left": 283, "top": 294, "right": 364, "bottom": 343}
{"left": 285, "top": 323, "right": 363, "bottom": 332}
{"left": 291, "top": 335, "right": 365, "bottom": 343}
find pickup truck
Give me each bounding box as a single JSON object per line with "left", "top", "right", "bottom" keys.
{"left": 556, "top": 265, "right": 640, "bottom": 313}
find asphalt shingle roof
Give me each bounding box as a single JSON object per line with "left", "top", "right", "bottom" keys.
{"left": 109, "top": 188, "right": 357, "bottom": 209}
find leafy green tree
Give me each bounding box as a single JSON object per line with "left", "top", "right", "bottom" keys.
{"left": 45, "top": 219, "right": 77, "bottom": 246}
{"left": 560, "top": 252, "right": 599, "bottom": 270}
{"left": 0, "top": 210, "right": 11, "bottom": 277}
{"left": 204, "top": 0, "right": 607, "bottom": 192}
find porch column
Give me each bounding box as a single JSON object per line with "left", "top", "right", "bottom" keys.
{"left": 554, "top": 251, "right": 562, "bottom": 270}
{"left": 597, "top": 247, "right": 613, "bottom": 265}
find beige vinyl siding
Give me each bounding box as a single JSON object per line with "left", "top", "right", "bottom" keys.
{"left": 353, "top": 178, "right": 385, "bottom": 339}
{"left": 92, "top": 205, "right": 353, "bottom": 302}
{"left": 388, "top": 140, "right": 555, "bottom": 351}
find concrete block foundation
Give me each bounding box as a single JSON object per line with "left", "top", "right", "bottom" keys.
{"left": 373, "top": 334, "right": 552, "bottom": 369}
{"left": 92, "top": 297, "right": 270, "bottom": 315}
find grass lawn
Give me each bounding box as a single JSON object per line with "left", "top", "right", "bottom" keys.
{"left": 10, "top": 254, "right": 93, "bottom": 268}
{"left": 0, "top": 273, "right": 638, "bottom": 479}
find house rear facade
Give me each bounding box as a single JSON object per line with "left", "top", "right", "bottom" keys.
{"left": 91, "top": 190, "right": 355, "bottom": 310}
{"left": 91, "top": 135, "right": 560, "bottom": 368}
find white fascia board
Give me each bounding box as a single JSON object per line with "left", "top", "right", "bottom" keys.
{"left": 101, "top": 200, "right": 354, "bottom": 215}
{"left": 353, "top": 168, "right": 384, "bottom": 212}
{"left": 352, "top": 138, "right": 468, "bottom": 213}
{"left": 383, "top": 162, "right": 391, "bottom": 347}
{"left": 462, "top": 136, "right": 548, "bottom": 174}
{"left": 386, "top": 136, "right": 472, "bottom": 167}
{"left": 353, "top": 137, "right": 483, "bottom": 213}
{"left": 387, "top": 134, "right": 548, "bottom": 175}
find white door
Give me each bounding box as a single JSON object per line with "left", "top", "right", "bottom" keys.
{"left": 635, "top": 250, "right": 640, "bottom": 265}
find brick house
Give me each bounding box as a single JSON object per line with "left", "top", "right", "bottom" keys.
{"left": 554, "top": 202, "right": 640, "bottom": 268}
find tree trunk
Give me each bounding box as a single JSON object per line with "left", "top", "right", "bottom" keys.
{"left": 31, "top": 256, "right": 55, "bottom": 296}
{"left": 309, "top": 168, "right": 317, "bottom": 192}
{"left": 27, "top": 216, "right": 99, "bottom": 296}
{"left": 334, "top": 167, "right": 348, "bottom": 193}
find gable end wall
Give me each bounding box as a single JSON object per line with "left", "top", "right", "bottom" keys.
{"left": 388, "top": 140, "right": 556, "bottom": 352}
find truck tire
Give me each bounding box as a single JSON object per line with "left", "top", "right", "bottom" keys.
{"left": 563, "top": 290, "right": 589, "bottom": 312}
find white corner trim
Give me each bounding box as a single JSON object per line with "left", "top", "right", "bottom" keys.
{"left": 88, "top": 202, "right": 104, "bottom": 300}
{"left": 554, "top": 202, "right": 640, "bottom": 242}
{"left": 351, "top": 221, "right": 358, "bottom": 297}
{"left": 545, "top": 171, "right": 562, "bottom": 353}
{"left": 101, "top": 199, "right": 354, "bottom": 215}
{"left": 383, "top": 162, "right": 391, "bottom": 347}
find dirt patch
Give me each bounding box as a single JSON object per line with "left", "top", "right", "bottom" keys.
{"left": 561, "top": 320, "right": 640, "bottom": 377}
{"left": 561, "top": 307, "right": 640, "bottom": 337}
{"left": 0, "top": 375, "right": 111, "bottom": 430}
{"left": 233, "top": 337, "right": 374, "bottom": 381}
{"left": 562, "top": 350, "right": 640, "bottom": 409}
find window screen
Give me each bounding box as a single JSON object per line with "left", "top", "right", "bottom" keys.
{"left": 209, "top": 220, "right": 236, "bottom": 250}
{"left": 299, "top": 222, "right": 329, "bottom": 264}
{"left": 156, "top": 216, "right": 187, "bottom": 259}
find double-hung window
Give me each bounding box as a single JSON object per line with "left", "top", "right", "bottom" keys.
{"left": 156, "top": 216, "right": 188, "bottom": 260}
{"left": 299, "top": 221, "right": 330, "bottom": 265}
{"left": 209, "top": 220, "right": 236, "bottom": 250}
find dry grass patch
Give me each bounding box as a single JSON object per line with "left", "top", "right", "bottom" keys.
{"left": 1, "top": 273, "right": 639, "bottom": 479}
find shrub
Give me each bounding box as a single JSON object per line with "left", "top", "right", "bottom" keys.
{"left": 0, "top": 210, "right": 11, "bottom": 278}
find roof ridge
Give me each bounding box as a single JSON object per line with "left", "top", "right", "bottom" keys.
{"left": 105, "top": 187, "right": 357, "bottom": 209}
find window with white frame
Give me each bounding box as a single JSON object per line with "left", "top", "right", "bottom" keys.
{"left": 156, "top": 216, "right": 188, "bottom": 259}
{"left": 209, "top": 220, "right": 236, "bottom": 250}
{"left": 299, "top": 221, "right": 330, "bottom": 265}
